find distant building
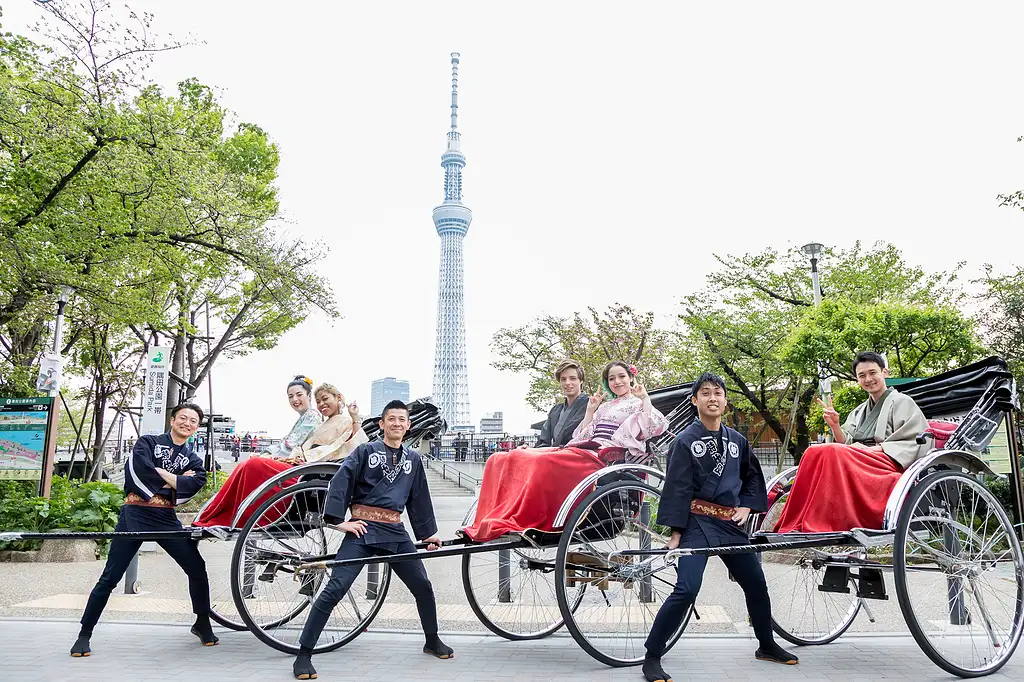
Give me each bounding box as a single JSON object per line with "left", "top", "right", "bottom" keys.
{"left": 371, "top": 377, "right": 410, "bottom": 416}
{"left": 479, "top": 412, "right": 503, "bottom": 435}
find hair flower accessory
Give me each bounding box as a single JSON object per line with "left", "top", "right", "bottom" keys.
{"left": 628, "top": 365, "right": 638, "bottom": 376}
{"left": 303, "top": 376, "right": 313, "bottom": 386}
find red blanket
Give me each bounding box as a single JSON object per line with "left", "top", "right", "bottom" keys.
{"left": 462, "top": 447, "right": 604, "bottom": 542}
{"left": 775, "top": 443, "right": 902, "bottom": 533}
{"left": 193, "top": 458, "right": 297, "bottom": 528}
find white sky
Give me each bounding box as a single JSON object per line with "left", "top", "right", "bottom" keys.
{"left": 4, "top": 1, "right": 1023, "bottom": 436}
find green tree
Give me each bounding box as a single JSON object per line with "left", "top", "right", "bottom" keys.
{"left": 975, "top": 265, "right": 1024, "bottom": 405}
{"left": 490, "top": 303, "right": 692, "bottom": 412}
{"left": 679, "top": 241, "right": 971, "bottom": 459}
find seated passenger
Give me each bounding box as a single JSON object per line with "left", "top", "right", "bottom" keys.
{"left": 774, "top": 351, "right": 930, "bottom": 533}
{"left": 194, "top": 379, "right": 366, "bottom": 528}
{"left": 534, "top": 360, "right": 590, "bottom": 448}
{"left": 463, "top": 361, "right": 668, "bottom": 542}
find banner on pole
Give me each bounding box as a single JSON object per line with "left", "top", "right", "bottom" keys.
{"left": 35, "top": 353, "right": 62, "bottom": 393}
{"left": 140, "top": 346, "right": 170, "bottom": 436}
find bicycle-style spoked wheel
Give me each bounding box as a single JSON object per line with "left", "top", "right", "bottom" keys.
{"left": 232, "top": 480, "right": 391, "bottom": 654}
{"left": 463, "top": 542, "right": 580, "bottom": 639}
{"left": 555, "top": 480, "right": 689, "bottom": 667}
{"left": 754, "top": 496, "right": 862, "bottom": 644}
{"left": 894, "top": 470, "right": 1024, "bottom": 678}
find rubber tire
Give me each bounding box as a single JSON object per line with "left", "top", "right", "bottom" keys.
{"left": 894, "top": 470, "right": 1024, "bottom": 678}
{"left": 556, "top": 479, "right": 689, "bottom": 667}
{"left": 232, "top": 480, "right": 391, "bottom": 655}
{"left": 462, "top": 546, "right": 584, "bottom": 640}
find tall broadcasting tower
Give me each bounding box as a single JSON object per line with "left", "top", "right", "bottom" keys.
{"left": 431, "top": 53, "right": 472, "bottom": 428}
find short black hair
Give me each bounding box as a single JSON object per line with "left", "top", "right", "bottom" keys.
{"left": 852, "top": 351, "right": 887, "bottom": 374}
{"left": 171, "top": 402, "right": 204, "bottom": 422}
{"left": 380, "top": 400, "right": 410, "bottom": 419}
{"left": 690, "top": 372, "right": 727, "bottom": 399}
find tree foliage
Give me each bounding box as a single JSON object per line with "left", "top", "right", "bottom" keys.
{"left": 975, "top": 265, "right": 1024, "bottom": 405}
{"left": 0, "top": 2, "right": 337, "bottom": 476}
{"left": 490, "top": 303, "right": 691, "bottom": 412}
{"left": 679, "top": 241, "right": 975, "bottom": 457}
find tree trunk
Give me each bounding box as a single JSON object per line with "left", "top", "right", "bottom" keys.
{"left": 165, "top": 291, "right": 189, "bottom": 430}
{"left": 791, "top": 386, "right": 816, "bottom": 465}
{"left": 87, "top": 391, "right": 108, "bottom": 482}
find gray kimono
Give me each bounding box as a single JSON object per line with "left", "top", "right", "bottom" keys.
{"left": 841, "top": 388, "right": 930, "bottom": 468}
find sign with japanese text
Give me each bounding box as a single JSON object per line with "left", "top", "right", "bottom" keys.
{"left": 140, "top": 346, "right": 171, "bottom": 436}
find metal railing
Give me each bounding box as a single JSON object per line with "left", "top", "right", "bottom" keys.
{"left": 421, "top": 450, "right": 480, "bottom": 491}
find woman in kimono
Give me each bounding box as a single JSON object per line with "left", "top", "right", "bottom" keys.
{"left": 194, "top": 378, "right": 366, "bottom": 528}
{"left": 463, "top": 361, "right": 668, "bottom": 542}
{"left": 774, "top": 351, "right": 930, "bottom": 533}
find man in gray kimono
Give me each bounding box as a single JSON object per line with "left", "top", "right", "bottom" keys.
{"left": 819, "top": 351, "right": 930, "bottom": 468}
{"left": 535, "top": 360, "right": 590, "bottom": 448}
{"left": 776, "top": 351, "right": 931, "bottom": 533}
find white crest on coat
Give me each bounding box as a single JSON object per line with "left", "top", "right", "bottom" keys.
{"left": 402, "top": 459, "right": 412, "bottom": 474}
{"left": 728, "top": 442, "right": 739, "bottom": 458}
{"left": 690, "top": 440, "right": 706, "bottom": 458}
{"left": 368, "top": 452, "right": 385, "bottom": 468}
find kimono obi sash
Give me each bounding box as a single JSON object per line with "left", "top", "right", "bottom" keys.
{"left": 690, "top": 498, "right": 736, "bottom": 521}
{"left": 125, "top": 492, "right": 174, "bottom": 508}
{"left": 350, "top": 504, "right": 401, "bottom": 524}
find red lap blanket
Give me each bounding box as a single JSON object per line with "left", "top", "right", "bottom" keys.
{"left": 775, "top": 443, "right": 902, "bottom": 533}
{"left": 193, "top": 457, "right": 297, "bottom": 528}
{"left": 462, "top": 447, "right": 604, "bottom": 542}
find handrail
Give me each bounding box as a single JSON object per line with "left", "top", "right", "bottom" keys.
{"left": 421, "top": 451, "right": 480, "bottom": 491}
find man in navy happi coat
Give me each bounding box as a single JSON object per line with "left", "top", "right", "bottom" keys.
{"left": 292, "top": 400, "right": 451, "bottom": 680}
{"left": 72, "top": 403, "right": 216, "bottom": 658}
{"left": 641, "top": 373, "right": 798, "bottom": 682}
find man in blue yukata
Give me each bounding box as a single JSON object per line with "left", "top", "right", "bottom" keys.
{"left": 641, "top": 373, "right": 798, "bottom": 682}
{"left": 292, "top": 400, "right": 451, "bottom": 680}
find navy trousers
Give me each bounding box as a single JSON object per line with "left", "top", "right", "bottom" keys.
{"left": 645, "top": 521, "right": 774, "bottom": 657}
{"left": 298, "top": 534, "right": 438, "bottom": 649}
{"left": 80, "top": 505, "right": 210, "bottom": 634}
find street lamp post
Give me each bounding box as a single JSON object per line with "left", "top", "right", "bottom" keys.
{"left": 800, "top": 243, "right": 831, "bottom": 398}
{"left": 48, "top": 286, "right": 73, "bottom": 397}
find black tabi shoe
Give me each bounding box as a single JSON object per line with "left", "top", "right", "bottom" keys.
{"left": 755, "top": 643, "right": 799, "bottom": 665}
{"left": 423, "top": 635, "right": 454, "bottom": 659}
{"left": 642, "top": 657, "right": 672, "bottom": 682}
{"left": 190, "top": 624, "right": 220, "bottom": 647}
{"left": 70, "top": 635, "right": 91, "bottom": 658}
{"left": 293, "top": 654, "right": 318, "bottom": 679}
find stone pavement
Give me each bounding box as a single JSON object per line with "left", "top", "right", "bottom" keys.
{"left": 1, "top": 618, "right": 1021, "bottom": 681}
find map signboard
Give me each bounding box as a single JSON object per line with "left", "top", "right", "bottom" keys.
{"left": 140, "top": 346, "right": 170, "bottom": 436}
{"left": 0, "top": 397, "right": 55, "bottom": 482}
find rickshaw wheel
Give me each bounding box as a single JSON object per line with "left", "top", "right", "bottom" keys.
{"left": 753, "top": 495, "right": 862, "bottom": 645}
{"left": 555, "top": 479, "right": 689, "bottom": 667}
{"left": 894, "top": 470, "right": 1024, "bottom": 678}
{"left": 232, "top": 479, "right": 391, "bottom": 655}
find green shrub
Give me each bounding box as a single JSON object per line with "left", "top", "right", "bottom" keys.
{"left": 0, "top": 476, "right": 125, "bottom": 555}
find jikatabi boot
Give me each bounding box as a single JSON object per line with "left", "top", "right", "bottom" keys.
{"left": 190, "top": 614, "right": 219, "bottom": 646}
{"left": 293, "top": 647, "right": 317, "bottom": 680}
{"left": 642, "top": 656, "right": 673, "bottom": 682}
{"left": 70, "top": 632, "right": 91, "bottom": 658}
{"left": 755, "top": 641, "right": 799, "bottom": 665}
{"left": 423, "top": 634, "right": 454, "bottom": 659}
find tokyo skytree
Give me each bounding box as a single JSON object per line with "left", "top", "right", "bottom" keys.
{"left": 431, "top": 53, "right": 472, "bottom": 428}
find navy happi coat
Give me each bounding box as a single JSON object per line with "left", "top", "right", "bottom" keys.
{"left": 323, "top": 441, "right": 437, "bottom": 546}
{"left": 656, "top": 419, "right": 767, "bottom": 545}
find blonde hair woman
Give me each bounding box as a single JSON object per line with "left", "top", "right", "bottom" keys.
{"left": 194, "top": 379, "right": 367, "bottom": 528}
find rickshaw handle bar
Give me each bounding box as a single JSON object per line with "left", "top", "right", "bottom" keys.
{"left": 297, "top": 537, "right": 530, "bottom": 572}
{"left": 0, "top": 529, "right": 211, "bottom": 542}
{"left": 609, "top": 535, "right": 857, "bottom": 562}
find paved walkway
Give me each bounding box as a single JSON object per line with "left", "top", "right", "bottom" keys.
{"left": 2, "top": 618, "right": 1021, "bottom": 681}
